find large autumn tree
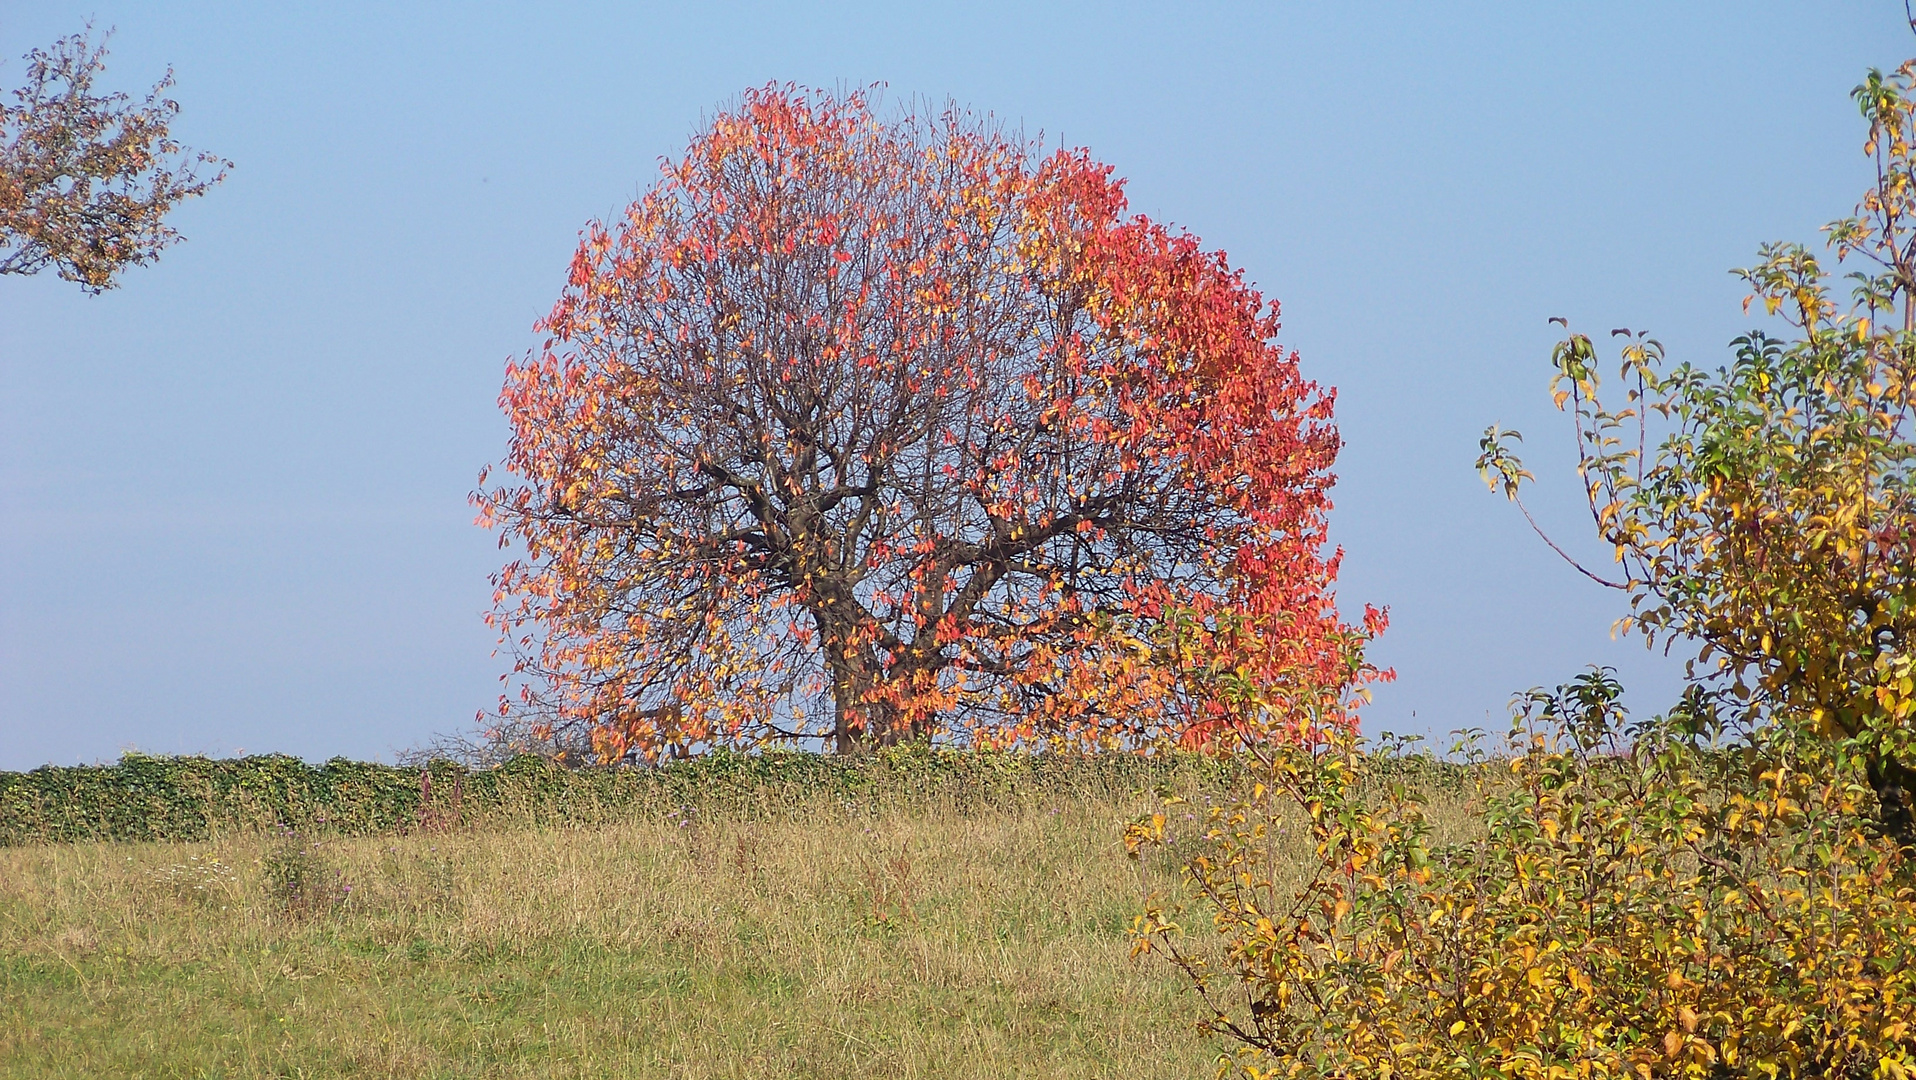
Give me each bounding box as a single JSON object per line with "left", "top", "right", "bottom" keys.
{"left": 480, "top": 85, "right": 1380, "bottom": 761}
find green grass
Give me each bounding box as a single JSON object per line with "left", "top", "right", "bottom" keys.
{"left": 0, "top": 784, "right": 1232, "bottom": 1078}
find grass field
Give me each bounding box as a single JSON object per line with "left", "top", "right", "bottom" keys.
{"left": 0, "top": 782, "right": 1235, "bottom": 1079}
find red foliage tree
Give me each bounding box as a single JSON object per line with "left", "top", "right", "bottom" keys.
{"left": 479, "top": 85, "right": 1382, "bottom": 761}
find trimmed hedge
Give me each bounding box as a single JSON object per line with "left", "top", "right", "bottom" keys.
{"left": 0, "top": 747, "right": 1243, "bottom": 846}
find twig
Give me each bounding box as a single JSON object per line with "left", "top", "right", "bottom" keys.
{"left": 1509, "top": 494, "right": 1630, "bottom": 590}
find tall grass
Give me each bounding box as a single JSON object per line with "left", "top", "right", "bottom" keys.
{"left": 0, "top": 773, "right": 1234, "bottom": 1078}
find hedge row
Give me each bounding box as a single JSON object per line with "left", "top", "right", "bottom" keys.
{"left": 0, "top": 747, "right": 1249, "bottom": 846}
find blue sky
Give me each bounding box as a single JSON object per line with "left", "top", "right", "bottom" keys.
{"left": 1, "top": 2, "right": 1907, "bottom": 768}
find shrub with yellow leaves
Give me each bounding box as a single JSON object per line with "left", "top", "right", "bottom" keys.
{"left": 1133, "top": 58, "right": 1916, "bottom": 1079}
{"left": 1132, "top": 672, "right": 1916, "bottom": 1079}
{"left": 1477, "top": 58, "right": 1916, "bottom": 844}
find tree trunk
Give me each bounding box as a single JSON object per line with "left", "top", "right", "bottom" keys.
{"left": 819, "top": 608, "right": 891, "bottom": 754}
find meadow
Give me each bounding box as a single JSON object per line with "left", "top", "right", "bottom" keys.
{"left": 0, "top": 758, "right": 1308, "bottom": 1079}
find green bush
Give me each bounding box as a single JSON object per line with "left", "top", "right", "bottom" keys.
{"left": 0, "top": 745, "right": 1239, "bottom": 846}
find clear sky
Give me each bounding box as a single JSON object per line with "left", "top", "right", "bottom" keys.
{"left": 1, "top": 2, "right": 1908, "bottom": 769}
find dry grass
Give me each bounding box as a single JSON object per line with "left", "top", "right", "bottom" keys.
{"left": 0, "top": 788, "right": 1233, "bottom": 1079}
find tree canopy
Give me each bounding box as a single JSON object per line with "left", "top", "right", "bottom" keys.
{"left": 480, "top": 84, "right": 1380, "bottom": 761}
{"left": 0, "top": 27, "right": 227, "bottom": 292}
